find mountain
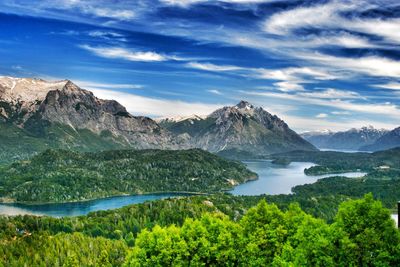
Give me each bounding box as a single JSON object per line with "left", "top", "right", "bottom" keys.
{"left": 360, "top": 127, "right": 400, "bottom": 151}
{"left": 301, "top": 126, "right": 388, "bottom": 151}
{"left": 0, "top": 77, "right": 182, "bottom": 163}
{"left": 159, "top": 101, "right": 316, "bottom": 158}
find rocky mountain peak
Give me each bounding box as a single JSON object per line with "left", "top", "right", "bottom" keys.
{"left": 0, "top": 76, "right": 67, "bottom": 103}
{"left": 235, "top": 100, "right": 254, "bottom": 110}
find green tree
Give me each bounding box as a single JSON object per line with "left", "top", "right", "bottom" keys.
{"left": 334, "top": 193, "right": 400, "bottom": 266}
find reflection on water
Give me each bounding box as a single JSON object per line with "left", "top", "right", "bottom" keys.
{"left": 230, "top": 160, "right": 366, "bottom": 196}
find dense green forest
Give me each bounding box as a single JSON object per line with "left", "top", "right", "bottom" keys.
{"left": 271, "top": 148, "right": 400, "bottom": 175}
{"left": 0, "top": 149, "right": 256, "bottom": 203}
{"left": 0, "top": 122, "right": 127, "bottom": 165}
{"left": 0, "top": 195, "right": 398, "bottom": 266}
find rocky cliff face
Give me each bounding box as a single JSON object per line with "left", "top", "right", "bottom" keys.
{"left": 160, "top": 101, "right": 316, "bottom": 156}
{"left": 361, "top": 127, "right": 400, "bottom": 151}
{"left": 301, "top": 126, "right": 388, "bottom": 151}
{"left": 0, "top": 76, "right": 182, "bottom": 151}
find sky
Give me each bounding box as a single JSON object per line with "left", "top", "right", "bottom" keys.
{"left": 0, "top": 0, "right": 399, "bottom": 132}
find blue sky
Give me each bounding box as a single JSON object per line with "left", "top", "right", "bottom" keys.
{"left": 0, "top": 0, "right": 399, "bottom": 131}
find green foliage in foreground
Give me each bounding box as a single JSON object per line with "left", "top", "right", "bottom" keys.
{"left": 0, "top": 232, "right": 127, "bottom": 266}
{"left": 0, "top": 194, "right": 398, "bottom": 266}
{"left": 124, "top": 194, "right": 399, "bottom": 266}
{"left": 0, "top": 149, "right": 256, "bottom": 203}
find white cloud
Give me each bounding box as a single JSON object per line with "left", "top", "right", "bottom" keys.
{"left": 331, "top": 111, "right": 350, "bottom": 115}
{"left": 256, "top": 67, "right": 336, "bottom": 81}
{"left": 273, "top": 81, "right": 304, "bottom": 92}
{"left": 316, "top": 113, "right": 328, "bottom": 118}
{"left": 87, "top": 30, "right": 126, "bottom": 41}
{"left": 255, "top": 67, "right": 336, "bottom": 92}
{"left": 80, "top": 45, "right": 170, "bottom": 62}
{"left": 83, "top": 7, "right": 135, "bottom": 20}
{"left": 263, "top": 0, "right": 400, "bottom": 46}
{"left": 242, "top": 90, "right": 400, "bottom": 118}
{"left": 74, "top": 80, "right": 143, "bottom": 90}
{"left": 373, "top": 82, "right": 400, "bottom": 90}
{"left": 46, "top": 0, "right": 137, "bottom": 21}
{"left": 297, "top": 53, "right": 400, "bottom": 78}
{"left": 264, "top": 1, "right": 353, "bottom": 35}
{"left": 186, "top": 62, "right": 244, "bottom": 72}
{"left": 91, "top": 88, "right": 222, "bottom": 117}
{"left": 160, "top": 0, "right": 274, "bottom": 7}
{"left": 207, "top": 89, "right": 223, "bottom": 95}
{"left": 298, "top": 88, "right": 361, "bottom": 99}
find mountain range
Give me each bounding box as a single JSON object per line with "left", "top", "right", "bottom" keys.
{"left": 0, "top": 76, "right": 316, "bottom": 162}
{"left": 301, "top": 126, "right": 388, "bottom": 151}
{"left": 159, "top": 100, "right": 316, "bottom": 158}
{"left": 360, "top": 127, "right": 400, "bottom": 152}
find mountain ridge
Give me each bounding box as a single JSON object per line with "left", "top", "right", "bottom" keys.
{"left": 301, "top": 126, "right": 388, "bottom": 150}
{"left": 159, "top": 100, "right": 316, "bottom": 157}
{"left": 361, "top": 127, "right": 400, "bottom": 151}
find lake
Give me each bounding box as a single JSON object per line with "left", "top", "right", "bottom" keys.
{"left": 230, "top": 160, "right": 366, "bottom": 196}
{"left": 0, "top": 161, "right": 366, "bottom": 217}
{"left": 0, "top": 193, "right": 191, "bottom": 217}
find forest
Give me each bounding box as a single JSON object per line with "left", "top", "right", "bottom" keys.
{"left": 271, "top": 147, "right": 400, "bottom": 175}
{"left": 0, "top": 194, "right": 398, "bottom": 266}
{"left": 0, "top": 149, "right": 256, "bottom": 203}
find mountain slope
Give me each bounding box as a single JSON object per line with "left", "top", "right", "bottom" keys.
{"left": 361, "top": 127, "right": 400, "bottom": 151}
{"left": 301, "top": 126, "right": 387, "bottom": 150}
{"left": 0, "top": 77, "right": 183, "bottom": 163}
{"left": 159, "top": 101, "right": 316, "bottom": 157}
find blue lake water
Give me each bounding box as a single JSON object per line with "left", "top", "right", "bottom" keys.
{"left": 230, "top": 161, "right": 366, "bottom": 196}
{"left": 0, "top": 161, "right": 366, "bottom": 217}
{"left": 0, "top": 193, "right": 191, "bottom": 217}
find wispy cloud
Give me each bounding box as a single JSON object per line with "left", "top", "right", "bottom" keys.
{"left": 316, "top": 113, "right": 328, "bottom": 118}
{"left": 91, "top": 88, "right": 222, "bottom": 117}
{"left": 207, "top": 89, "right": 223, "bottom": 95}
{"left": 74, "top": 80, "right": 143, "bottom": 91}
{"left": 373, "top": 83, "right": 400, "bottom": 90}
{"left": 331, "top": 111, "right": 350, "bottom": 115}
{"left": 296, "top": 53, "right": 400, "bottom": 79}
{"left": 160, "top": 0, "right": 275, "bottom": 7}
{"left": 298, "top": 88, "right": 361, "bottom": 99}
{"left": 49, "top": 0, "right": 136, "bottom": 21}
{"left": 80, "top": 45, "right": 171, "bottom": 62}
{"left": 187, "top": 62, "right": 337, "bottom": 92}
{"left": 242, "top": 90, "right": 400, "bottom": 118}
{"left": 186, "top": 62, "right": 244, "bottom": 72}
{"left": 255, "top": 67, "right": 337, "bottom": 92}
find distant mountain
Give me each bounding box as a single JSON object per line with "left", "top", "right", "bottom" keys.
{"left": 301, "top": 126, "right": 388, "bottom": 151}
{"left": 361, "top": 127, "right": 400, "bottom": 151}
{"left": 0, "top": 76, "right": 183, "bottom": 163}
{"left": 159, "top": 101, "right": 316, "bottom": 158}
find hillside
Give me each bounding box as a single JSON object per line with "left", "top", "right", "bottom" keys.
{"left": 159, "top": 101, "right": 316, "bottom": 158}
{"left": 0, "top": 149, "right": 256, "bottom": 203}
